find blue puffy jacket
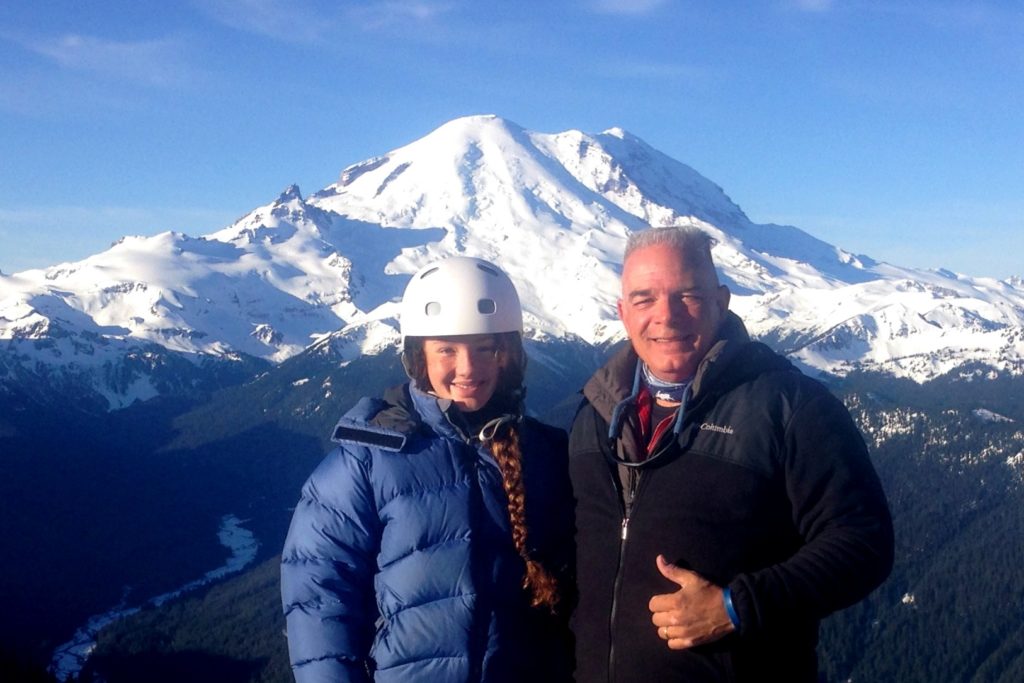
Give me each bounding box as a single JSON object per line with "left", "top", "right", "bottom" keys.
{"left": 281, "top": 383, "right": 574, "bottom": 683}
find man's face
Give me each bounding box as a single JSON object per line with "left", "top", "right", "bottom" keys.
{"left": 617, "top": 243, "right": 730, "bottom": 382}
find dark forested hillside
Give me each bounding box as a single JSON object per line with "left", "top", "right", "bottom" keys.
{"left": 0, "top": 388, "right": 238, "bottom": 670}
{"left": 0, "top": 344, "right": 406, "bottom": 676}
{"left": 0, "top": 337, "right": 598, "bottom": 678}
{"left": 3, "top": 344, "right": 1023, "bottom": 682}
{"left": 82, "top": 557, "right": 289, "bottom": 683}
{"left": 819, "top": 374, "right": 1024, "bottom": 682}
{"left": 77, "top": 371, "right": 1024, "bottom": 683}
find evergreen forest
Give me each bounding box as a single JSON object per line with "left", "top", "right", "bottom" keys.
{"left": 2, "top": 348, "right": 1022, "bottom": 682}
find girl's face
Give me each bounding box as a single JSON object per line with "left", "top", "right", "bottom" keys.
{"left": 422, "top": 334, "right": 505, "bottom": 412}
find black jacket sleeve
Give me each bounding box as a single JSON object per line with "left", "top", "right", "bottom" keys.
{"left": 727, "top": 387, "right": 894, "bottom": 635}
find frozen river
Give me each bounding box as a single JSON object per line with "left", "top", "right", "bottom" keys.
{"left": 49, "top": 514, "right": 259, "bottom": 681}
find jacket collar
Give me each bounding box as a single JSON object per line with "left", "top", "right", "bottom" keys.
{"left": 331, "top": 382, "right": 520, "bottom": 453}
{"left": 331, "top": 382, "right": 455, "bottom": 451}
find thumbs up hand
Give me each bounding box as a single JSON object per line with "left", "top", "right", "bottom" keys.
{"left": 648, "top": 554, "right": 736, "bottom": 650}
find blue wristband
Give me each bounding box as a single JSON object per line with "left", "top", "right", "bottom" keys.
{"left": 723, "top": 587, "right": 740, "bottom": 629}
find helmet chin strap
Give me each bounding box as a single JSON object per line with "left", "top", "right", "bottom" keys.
{"left": 477, "top": 383, "right": 526, "bottom": 443}
{"left": 478, "top": 413, "right": 521, "bottom": 442}
{"left": 400, "top": 350, "right": 416, "bottom": 380}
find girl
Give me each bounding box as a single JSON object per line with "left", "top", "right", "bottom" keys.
{"left": 281, "top": 257, "right": 574, "bottom": 682}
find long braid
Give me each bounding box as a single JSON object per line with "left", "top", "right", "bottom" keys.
{"left": 489, "top": 423, "right": 560, "bottom": 613}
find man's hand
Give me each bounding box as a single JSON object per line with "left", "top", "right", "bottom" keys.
{"left": 648, "top": 554, "right": 736, "bottom": 650}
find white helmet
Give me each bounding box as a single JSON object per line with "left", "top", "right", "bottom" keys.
{"left": 400, "top": 257, "right": 523, "bottom": 338}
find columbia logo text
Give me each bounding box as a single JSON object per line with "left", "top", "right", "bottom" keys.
{"left": 700, "top": 422, "right": 735, "bottom": 435}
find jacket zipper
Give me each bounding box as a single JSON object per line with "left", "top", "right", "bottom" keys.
{"left": 607, "top": 465, "right": 642, "bottom": 682}
{"left": 606, "top": 408, "right": 685, "bottom": 681}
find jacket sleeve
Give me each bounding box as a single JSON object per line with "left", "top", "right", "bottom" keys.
{"left": 549, "top": 431, "right": 579, "bottom": 682}
{"left": 535, "top": 423, "right": 577, "bottom": 614}
{"left": 280, "top": 445, "right": 381, "bottom": 683}
{"left": 523, "top": 421, "right": 577, "bottom": 680}
{"left": 727, "top": 386, "right": 894, "bottom": 635}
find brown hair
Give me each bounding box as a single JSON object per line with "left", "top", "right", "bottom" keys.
{"left": 402, "top": 332, "right": 560, "bottom": 612}
{"left": 489, "top": 424, "right": 560, "bottom": 612}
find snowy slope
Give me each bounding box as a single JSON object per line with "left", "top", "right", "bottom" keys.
{"left": 2, "top": 114, "right": 1023, "bottom": 407}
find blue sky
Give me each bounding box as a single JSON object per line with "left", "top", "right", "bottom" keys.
{"left": 1, "top": 0, "right": 1021, "bottom": 279}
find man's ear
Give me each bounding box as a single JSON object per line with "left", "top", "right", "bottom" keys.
{"left": 716, "top": 285, "right": 731, "bottom": 313}
{"left": 616, "top": 298, "right": 626, "bottom": 321}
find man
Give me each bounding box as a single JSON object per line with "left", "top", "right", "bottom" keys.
{"left": 569, "top": 226, "right": 893, "bottom": 681}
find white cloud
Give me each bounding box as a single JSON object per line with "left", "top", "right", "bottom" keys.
{"left": 192, "top": 0, "right": 333, "bottom": 43}
{"left": 589, "top": 0, "right": 672, "bottom": 15}
{"left": 349, "top": 1, "right": 457, "bottom": 29}
{"left": 14, "top": 33, "right": 196, "bottom": 87}
{"left": 193, "top": 0, "right": 457, "bottom": 41}
{"left": 601, "top": 59, "right": 716, "bottom": 82}
{"left": 790, "top": 0, "right": 834, "bottom": 12}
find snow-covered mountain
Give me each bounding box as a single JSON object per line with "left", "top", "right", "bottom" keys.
{"left": 3, "top": 114, "right": 1023, "bottom": 407}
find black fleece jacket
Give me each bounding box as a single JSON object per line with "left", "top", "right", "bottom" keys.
{"left": 569, "top": 314, "right": 893, "bottom": 682}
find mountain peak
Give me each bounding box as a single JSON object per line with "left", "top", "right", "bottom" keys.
{"left": 602, "top": 126, "right": 631, "bottom": 140}
{"left": 405, "top": 114, "right": 528, "bottom": 157}
{"left": 430, "top": 113, "right": 518, "bottom": 135}
{"left": 277, "top": 184, "right": 303, "bottom": 203}
{"left": 3, "top": 114, "right": 1023, "bottom": 399}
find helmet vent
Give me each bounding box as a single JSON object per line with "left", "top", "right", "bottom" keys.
{"left": 425, "top": 302, "right": 442, "bottom": 316}
{"left": 477, "top": 299, "right": 496, "bottom": 315}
